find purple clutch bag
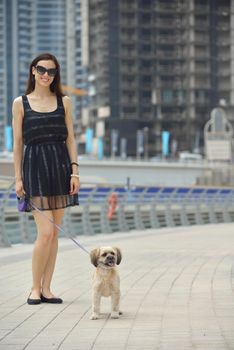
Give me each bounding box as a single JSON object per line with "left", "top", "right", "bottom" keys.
{"left": 17, "top": 197, "right": 28, "bottom": 212}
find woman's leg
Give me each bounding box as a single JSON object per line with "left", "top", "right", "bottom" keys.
{"left": 41, "top": 208, "right": 65, "bottom": 298}
{"left": 30, "top": 210, "right": 54, "bottom": 299}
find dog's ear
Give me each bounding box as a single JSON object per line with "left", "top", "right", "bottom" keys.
{"left": 90, "top": 248, "right": 100, "bottom": 267}
{"left": 113, "top": 247, "right": 122, "bottom": 265}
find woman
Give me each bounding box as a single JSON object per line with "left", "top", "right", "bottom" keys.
{"left": 12, "top": 53, "right": 80, "bottom": 305}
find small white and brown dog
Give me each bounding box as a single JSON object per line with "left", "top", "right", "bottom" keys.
{"left": 90, "top": 246, "right": 122, "bottom": 320}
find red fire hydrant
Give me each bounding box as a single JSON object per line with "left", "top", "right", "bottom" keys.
{"left": 107, "top": 192, "right": 118, "bottom": 220}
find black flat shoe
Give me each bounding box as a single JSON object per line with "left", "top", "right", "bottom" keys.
{"left": 40, "top": 294, "right": 63, "bottom": 304}
{"left": 27, "top": 293, "right": 41, "bottom": 305}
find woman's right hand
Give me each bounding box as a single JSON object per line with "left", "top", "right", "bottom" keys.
{"left": 15, "top": 179, "right": 25, "bottom": 198}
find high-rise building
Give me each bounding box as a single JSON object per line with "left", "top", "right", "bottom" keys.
{"left": 70, "top": 0, "right": 90, "bottom": 138}
{"left": 34, "top": 0, "right": 67, "bottom": 81}
{"left": 0, "top": 0, "right": 7, "bottom": 151}
{"left": 0, "top": 0, "right": 84, "bottom": 151}
{"left": 84, "top": 0, "right": 234, "bottom": 157}
{"left": 0, "top": 0, "right": 34, "bottom": 150}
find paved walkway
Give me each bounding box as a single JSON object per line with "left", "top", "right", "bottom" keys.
{"left": 0, "top": 223, "right": 234, "bottom": 350}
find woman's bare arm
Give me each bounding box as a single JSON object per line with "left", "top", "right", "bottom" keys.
{"left": 12, "top": 97, "right": 24, "bottom": 196}
{"left": 63, "top": 96, "right": 80, "bottom": 194}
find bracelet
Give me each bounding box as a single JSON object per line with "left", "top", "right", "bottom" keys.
{"left": 71, "top": 174, "right": 80, "bottom": 178}
{"left": 71, "top": 162, "right": 79, "bottom": 167}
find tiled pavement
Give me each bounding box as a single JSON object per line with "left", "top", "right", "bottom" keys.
{"left": 0, "top": 223, "right": 234, "bottom": 350}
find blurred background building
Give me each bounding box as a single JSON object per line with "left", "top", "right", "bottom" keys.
{"left": 0, "top": 0, "right": 85, "bottom": 151}
{"left": 85, "top": 0, "right": 234, "bottom": 157}
{"left": 0, "top": 0, "right": 234, "bottom": 159}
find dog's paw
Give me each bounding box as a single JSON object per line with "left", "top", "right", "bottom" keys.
{"left": 90, "top": 313, "right": 99, "bottom": 320}
{"left": 111, "top": 311, "right": 119, "bottom": 319}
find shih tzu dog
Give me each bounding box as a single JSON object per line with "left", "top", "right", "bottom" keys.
{"left": 90, "top": 246, "right": 122, "bottom": 320}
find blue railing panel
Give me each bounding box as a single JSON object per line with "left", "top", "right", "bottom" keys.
{"left": 1, "top": 182, "right": 234, "bottom": 247}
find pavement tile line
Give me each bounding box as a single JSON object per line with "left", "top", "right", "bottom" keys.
{"left": 20, "top": 289, "right": 91, "bottom": 350}
{"left": 25, "top": 307, "right": 92, "bottom": 350}
{"left": 122, "top": 253, "right": 201, "bottom": 350}
{"left": 0, "top": 302, "right": 27, "bottom": 322}
{"left": 211, "top": 255, "right": 234, "bottom": 350}
{"left": 187, "top": 254, "right": 233, "bottom": 350}
{"left": 88, "top": 314, "right": 111, "bottom": 350}
{"left": 0, "top": 268, "right": 32, "bottom": 312}
{"left": 150, "top": 255, "right": 200, "bottom": 350}
{"left": 0, "top": 267, "right": 86, "bottom": 321}
{"left": 0, "top": 306, "right": 41, "bottom": 343}
{"left": 231, "top": 262, "right": 234, "bottom": 294}
{"left": 156, "top": 255, "right": 199, "bottom": 350}
{"left": 122, "top": 259, "right": 178, "bottom": 350}
{"left": 56, "top": 309, "right": 93, "bottom": 350}
{"left": 187, "top": 256, "right": 208, "bottom": 349}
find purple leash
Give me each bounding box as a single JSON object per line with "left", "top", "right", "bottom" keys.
{"left": 30, "top": 202, "right": 90, "bottom": 254}
{"left": 17, "top": 196, "right": 89, "bottom": 254}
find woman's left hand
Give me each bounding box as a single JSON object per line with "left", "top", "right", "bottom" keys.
{"left": 70, "top": 177, "right": 80, "bottom": 195}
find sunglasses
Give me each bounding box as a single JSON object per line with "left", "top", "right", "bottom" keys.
{"left": 35, "top": 65, "right": 57, "bottom": 77}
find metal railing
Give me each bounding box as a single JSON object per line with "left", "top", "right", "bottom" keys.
{"left": 0, "top": 177, "right": 234, "bottom": 247}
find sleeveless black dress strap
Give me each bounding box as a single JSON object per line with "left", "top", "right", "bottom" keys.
{"left": 22, "top": 95, "right": 31, "bottom": 113}
{"left": 57, "top": 95, "right": 65, "bottom": 113}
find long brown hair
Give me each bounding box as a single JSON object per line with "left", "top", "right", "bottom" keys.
{"left": 25, "top": 53, "right": 64, "bottom": 96}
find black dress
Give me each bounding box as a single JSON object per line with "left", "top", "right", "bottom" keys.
{"left": 22, "top": 95, "right": 79, "bottom": 212}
